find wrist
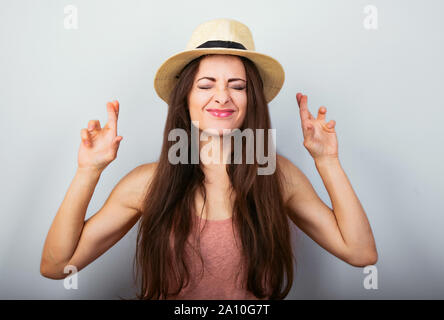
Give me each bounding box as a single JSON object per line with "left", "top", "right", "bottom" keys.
{"left": 314, "top": 155, "right": 340, "bottom": 168}
{"left": 76, "top": 166, "right": 103, "bottom": 178}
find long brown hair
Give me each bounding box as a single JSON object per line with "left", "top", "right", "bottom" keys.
{"left": 133, "top": 54, "right": 295, "bottom": 300}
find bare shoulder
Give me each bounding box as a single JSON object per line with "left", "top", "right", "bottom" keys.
{"left": 134, "top": 161, "right": 159, "bottom": 182}
{"left": 115, "top": 161, "right": 159, "bottom": 215}
{"left": 277, "top": 154, "right": 301, "bottom": 176}
{"left": 276, "top": 154, "right": 313, "bottom": 205}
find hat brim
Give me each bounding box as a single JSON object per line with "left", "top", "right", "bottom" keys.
{"left": 154, "top": 48, "right": 285, "bottom": 105}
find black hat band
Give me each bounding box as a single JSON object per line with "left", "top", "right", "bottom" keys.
{"left": 196, "top": 40, "right": 246, "bottom": 50}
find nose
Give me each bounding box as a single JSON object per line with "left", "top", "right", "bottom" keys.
{"left": 214, "top": 87, "right": 231, "bottom": 105}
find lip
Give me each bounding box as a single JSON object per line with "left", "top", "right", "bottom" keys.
{"left": 206, "top": 108, "right": 235, "bottom": 118}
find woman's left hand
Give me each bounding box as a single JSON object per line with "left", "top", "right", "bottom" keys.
{"left": 296, "top": 93, "right": 339, "bottom": 161}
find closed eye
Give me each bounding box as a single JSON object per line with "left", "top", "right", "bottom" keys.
{"left": 198, "top": 87, "right": 246, "bottom": 90}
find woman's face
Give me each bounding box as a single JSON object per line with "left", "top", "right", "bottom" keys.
{"left": 187, "top": 54, "right": 248, "bottom": 135}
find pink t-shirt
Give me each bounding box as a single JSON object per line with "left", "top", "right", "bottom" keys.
{"left": 166, "top": 216, "right": 270, "bottom": 300}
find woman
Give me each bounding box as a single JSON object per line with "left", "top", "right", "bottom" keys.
{"left": 40, "top": 18, "right": 377, "bottom": 300}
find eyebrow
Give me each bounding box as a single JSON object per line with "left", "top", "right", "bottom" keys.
{"left": 197, "top": 77, "right": 246, "bottom": 83}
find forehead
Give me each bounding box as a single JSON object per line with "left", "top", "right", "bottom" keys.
{"left": 196, "top": 54, "right": 245, "bottom": 77}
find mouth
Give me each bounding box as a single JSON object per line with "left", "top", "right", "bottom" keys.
{"left": 206, "top": 108, "right": 235, "bottom": 118}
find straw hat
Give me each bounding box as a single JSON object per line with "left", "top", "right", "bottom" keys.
{"left": 153, "top": 18, "right": 285, "bottom": 105}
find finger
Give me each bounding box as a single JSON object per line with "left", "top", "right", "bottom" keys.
{"left": 303, "top": 123, "right": 315, "bottom": 140}
{"left": 298, "top": 95, "right": 314, "bottom": 122}
{"left": 325, "top": 120, "right": 336, "bottom": 129}
{"left": 296, "top": 92, "right": 303, "bottom": 105}
{"left": 305, "top": 95, "right": 315, "bottom": 120}
{"left": 106, "top": 101, "right": 118, "bottom": 134}
{"left": 112, "top": 100, "right": 119, "bottom": 115}
{"left": 88, "top": 119, "right": 101, "bottom": 132}
{"left": 80, "top": 128, "right": 92, "bottom": 147}
{"left": 113, "top": 135, "right": 123, "bottom": 146}
{"left": 317, "top": 106, "right": 327, "bottom": 122}
{"left": 297, "top": 94, "right": 309, "bottom": 122}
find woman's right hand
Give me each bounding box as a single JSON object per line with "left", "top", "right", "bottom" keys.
{"left": 78, "top": 100, "right": 123, "bottom": 172}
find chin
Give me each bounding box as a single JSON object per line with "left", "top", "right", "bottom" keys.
{"left": 199, "top": 122, "right": 241, "bottom": 135}
{"left": 201, "top": 127, "right": 233, "bottom": 136}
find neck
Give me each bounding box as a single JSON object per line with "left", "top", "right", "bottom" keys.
{"left": 198, "top": 129, "right": 232, "bottom": 184}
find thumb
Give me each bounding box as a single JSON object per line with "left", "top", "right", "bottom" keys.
{"left": 114, "top": 136, "right": 123, "bottom": 145}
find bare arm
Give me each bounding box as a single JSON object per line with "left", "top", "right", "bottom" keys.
{"left": 40, "top": 167, "right": 102, "bottom": 278}
{"left": 279, "top": 154, "right": 378, "bottom": 267}
{"left": 41, "top": 99, "right": 157, "bottom": 279}
{"left": 285, "top": 93, "right": 378, "bottom": 267}
{"left": 40, "top": 162, "right": 156, "bottom": 279}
